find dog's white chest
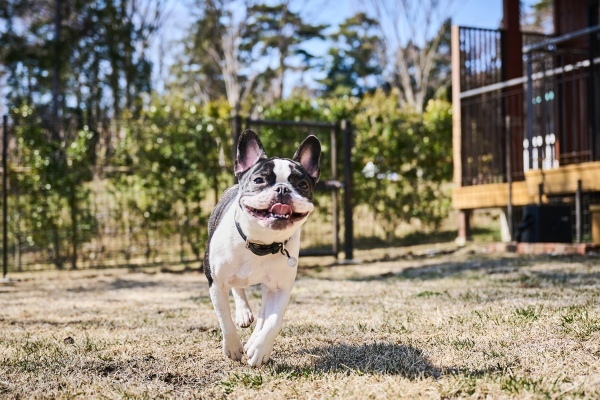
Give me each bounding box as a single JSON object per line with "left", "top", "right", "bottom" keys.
{"left": 224, "top": 256, "right": 283, "bottom": 289}
{"left": 209, "top": 206, "right": 299, "bottom": 290}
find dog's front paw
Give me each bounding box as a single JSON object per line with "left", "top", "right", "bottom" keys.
{"left": 223, "top": 334, "right": 244, "bottom": 361}
{"left": 246, "top": 340, "right": 273, "bottom": 367}
{"left": 236, "top": 307, "right": 254, "bottom": 328}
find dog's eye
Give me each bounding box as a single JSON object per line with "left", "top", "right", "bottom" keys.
{"left": 298, "top": 180, "right": 309, "bottom": 189}
{"left": 254, "top": 177, "right": 265, "bottom": 184}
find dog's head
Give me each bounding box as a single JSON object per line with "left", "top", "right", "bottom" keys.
{"left": 235, "top": 129, "right": 321, "bottom": 231}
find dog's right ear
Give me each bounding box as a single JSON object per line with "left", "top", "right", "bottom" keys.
{"left": 235, "top": 129, "right": 267, "bottom": 177}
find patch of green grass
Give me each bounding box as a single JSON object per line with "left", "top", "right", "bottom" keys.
{"left": 221, "top": 372, "right": 264, "bottom": 395}
{"left": 6, "top": 337, "right": 70, "bottom": 373}
{"left": 513, "top": 305, "right": 543, "bottom": 322}
{"left": 459, "top": 290, "right": 483, "bottom": 302}
{"left": 81, "top": 335, "right": 101, "bottom": 353}
{"left": 560, "top": 305, "right": 600, "bottom": 339}
{"left": 442, "top": 373, "right": 481, "bottom": 397}
{"left": 501, "top": 373, "right": 545, "bottom": 395}
{"left": 415, "top": 290, "right": 443, "bottom": 298}
{"left": 269, "top": 364, "right": 324, "bottom": 380}
{"left": 452, "top": 338, "right": 476, "bottom": 351}
{"left": 482, "top": 348, "right": 506, "bottom": 360}
{"left": 280, "top": 323, "right": 328, "bottom": 337}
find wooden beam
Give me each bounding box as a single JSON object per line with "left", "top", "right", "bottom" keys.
{"left": 452, "top": 161, "right": 600, "bottom": 209}
{"left": 452, "top": 181, "right": 541, "bottom": 210}
{"left": 524, "top": 161, "right": 600, "bottom": 194}
{"left": 451, "top": 25, "right": 462, "bottom": 186}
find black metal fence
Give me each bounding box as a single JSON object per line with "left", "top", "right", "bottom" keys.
{"left": 458, "top": 25, "right": 600, "bottom": 186}
{"left": 1, "top": 115, "right": 354, "bottom": 275}
{"left": 524, "top": 24, "right": 600, "bottom": 168}
{"left": 456, "top": 27, "right": 549, "bottom": 93}
{"left": 460, "top": 84, "right": 526, "bottom": 185}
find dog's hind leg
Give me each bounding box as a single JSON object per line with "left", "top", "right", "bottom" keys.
{"left": 209, "top": 284, "right": 244, "bottom": 361}
{"left": 232, "top": 288, "right": 254, "bottom": 328}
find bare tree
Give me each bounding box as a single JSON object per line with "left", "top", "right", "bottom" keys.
{"left": 207, "top": 6, "right": 259, "bottom": 109}
{"left": 364, "top": 0, "right": 455, "bottom": 113}
{"left": 171, "top": 0, "right": 260, "bottom": 109}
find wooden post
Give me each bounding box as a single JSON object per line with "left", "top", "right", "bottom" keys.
{"left": 576, "top": 179, "right": 583, "bottom": 243}
{"left": 502, "top": 0, "right": 523, "bottom": 81}
{"left": 502, "top": 0, "right": 523, "bottom": 181}
{"left": 451, "top": 25, "right": 462, "bottom": 187}
{"left": 451, "top": 25, "right": 468, "bottom": 244}
{"left": 457, "top": 210, "right": 472, "bottom": 245}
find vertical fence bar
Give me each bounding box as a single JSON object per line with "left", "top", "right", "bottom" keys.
{"left": 505, "top": 115, "right": 513, "bottom": 241}
{"left": 576, "top": 179, "right": 583, "bottom": 243}
{"left": 330, "top": 124, "right": 339, "bottom": 259}
{"left": 2, "top": 115, "right": 7, "bottom": 278}
{"left": 341, "top": 119, "right": 353, "bottom": 261}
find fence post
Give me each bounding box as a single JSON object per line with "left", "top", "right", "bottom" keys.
{"left": 505, "top": 115, "right": 513, "bottom": 241}
{"left": 2, "top": 115, "right": 8, "bottom": 278}
{"left": 341, "top": 119, "right": 353, "bottom": 261}
{"left": 576, "top": 179, "right": 583, "bottom": 243}
{"left": 331, "top": 124, "right": 339, "bottom": 259}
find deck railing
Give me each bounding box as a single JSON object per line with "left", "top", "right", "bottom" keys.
{"left": 456, "top": 25, "right": 600, "bottom": 186}
{"left": 524, "top": 24, "right": 600, "bottom": 170}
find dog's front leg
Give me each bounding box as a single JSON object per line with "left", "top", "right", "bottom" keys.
{"left": 232, "top": 288, "right": 254, "bottom": 328}
{"left": 245, "top": 287, "right": 291, "bottom": 367}
{"left": 245, "top": 284, "right": 268, "bottom": 351}
{"left": 209, "top": 284, "right": 244, "bottom": 361}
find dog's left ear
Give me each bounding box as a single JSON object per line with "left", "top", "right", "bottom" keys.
{"left": 293, "top": 135, "right": 321, "bottom": 183}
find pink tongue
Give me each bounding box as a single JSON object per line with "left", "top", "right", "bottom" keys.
{"left": 270, "top": 203, "right": 292, "bottom": 216}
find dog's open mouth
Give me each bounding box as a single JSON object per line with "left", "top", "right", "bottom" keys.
{"left": 245, "top": 203, "right": 308, "bottom": 221}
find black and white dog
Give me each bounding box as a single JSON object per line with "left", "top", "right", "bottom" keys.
{"left": 204, "top": 129, "right": 321, "bottom": 367}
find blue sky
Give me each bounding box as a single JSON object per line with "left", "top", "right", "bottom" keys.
{"left": 312, "top": 0, "right": 505, "bottom": 31}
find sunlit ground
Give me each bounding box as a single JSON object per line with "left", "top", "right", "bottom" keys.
{"left": 1, "top": 243, "right": 599, "bottom": 399}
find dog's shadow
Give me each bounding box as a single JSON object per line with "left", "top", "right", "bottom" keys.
{"left": 272, "top": 342, "right": 440, "bottom": 379}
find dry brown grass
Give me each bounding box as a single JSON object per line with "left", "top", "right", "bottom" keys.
{"left": 1, "top": 245, "right": 600, "bottom": 399}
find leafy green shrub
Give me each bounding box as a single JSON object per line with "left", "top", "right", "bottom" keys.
{"left": 352, "top": 90, "right": 452, "bottom": 238}
{"left": 110, "top": 96, "right": 231, "bottom": 262}
{"left": 10, "top": 105, "right": 96, "bottom": 269}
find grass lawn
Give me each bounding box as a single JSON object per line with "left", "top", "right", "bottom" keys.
{"left": 1, "top": 245, "right": 600, "bottom": 399}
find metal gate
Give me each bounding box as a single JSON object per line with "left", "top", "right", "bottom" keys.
{"left": 232, "top": 116, "right": 353, "bottom": 260}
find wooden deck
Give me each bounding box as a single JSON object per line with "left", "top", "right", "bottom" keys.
{"left": 452, "top": 161, "right": 600, "bottom": 210}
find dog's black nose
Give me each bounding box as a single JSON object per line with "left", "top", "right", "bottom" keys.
{"left": 275, "top": 185, "right": 291, "bottom": 195}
